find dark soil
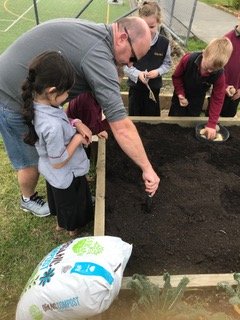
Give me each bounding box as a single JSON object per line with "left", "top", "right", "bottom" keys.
{"left": 105, "top": 123, "right": 240, "bottom": 276}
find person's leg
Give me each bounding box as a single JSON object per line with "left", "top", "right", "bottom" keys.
{"left": 0, "top": 104, "right": 49, "bottom": 216}
{"left": 76, "top": 176, "right": 94, "bottom": 227}
{"left": 142, "top": 88, "right": 160, "bottom": 116}
{"left": 17, "top": 167, "right": 39, "bottom": 198}
{"left": 128, "top": 87, "right": 142, "bottom": 116}
{"left": 168, "top": 94, "right": 187, "bottom": 116}
{"left": 46, "top": 181, "right": 60, "bottom": 229}
{"left": 51, "top": 176, "right": 93, "bottom": 234}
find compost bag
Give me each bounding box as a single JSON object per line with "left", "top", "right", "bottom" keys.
{"left": 16, "top": 236, "right": 132, "bottom": 320}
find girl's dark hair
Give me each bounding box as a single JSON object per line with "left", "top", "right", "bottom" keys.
{"left": 22, "top": 50, "right": 75, "bottom": 145}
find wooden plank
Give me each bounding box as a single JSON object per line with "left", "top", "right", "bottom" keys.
{"left": 96, "top": 119, "right": 240, "bottom": 290}
{"left": 129, "top": 116, "right": 240, "bottom": 127}
{"left": 94, "top": 139, "right": 106, "bottom": 236}
{"left": 121, "top": 273, "right": 236, "bottom": 290}
{"left": 121, "top": 92, "right": 210, "bottom": 111}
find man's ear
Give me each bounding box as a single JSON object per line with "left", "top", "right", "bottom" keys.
{"left": 118, "top": 30, "right": 128, "bottom": 44}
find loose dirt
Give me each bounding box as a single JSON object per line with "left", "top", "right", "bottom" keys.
{"left": 105, "top": 123, "right": 240, "bottom": 276}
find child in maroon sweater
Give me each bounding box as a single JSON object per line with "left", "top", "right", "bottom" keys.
{"left": 66, "top": 92, "right": 109, "bottom": 138}
{"left": 169, "top": 38, "right": 233, "bottom": 140}
{"left": 220, "top": 24, "right": 240, "bottom": 117}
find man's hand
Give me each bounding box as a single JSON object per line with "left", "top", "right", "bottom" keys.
{"left": 142, "top": 166, "right": 160, "bottom": 196}
{"left": 109, "top": 117, "right": 160, "bottom": 196}
{"left": 178, "top": 94, "right": 188, "bottom": 107}
{"left": 74, "top": 120, "right": 92, "bottom": 146}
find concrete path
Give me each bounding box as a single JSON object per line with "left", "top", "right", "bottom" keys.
{"left": 192, "top": 1, "right": 238, "bottom": 42}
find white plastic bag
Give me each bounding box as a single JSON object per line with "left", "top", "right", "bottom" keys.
{"left": 16, "top": 236, "right": 132, "bottom": 320}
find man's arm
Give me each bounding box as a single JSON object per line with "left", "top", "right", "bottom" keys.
{"left": 109, "top": 117, "right": 160, "bottom": 195}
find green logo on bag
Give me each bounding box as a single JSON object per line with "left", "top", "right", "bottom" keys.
{"left": 72, "top": 238, "right": 103, "bottom": 255}
{"left": 29, "top": 304, "right": 43, "bottom": 320}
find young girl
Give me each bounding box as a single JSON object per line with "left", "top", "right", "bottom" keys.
{"left": 168, "top": 37, "right": 233, "bottom": 140}
{"left": 22, "top": 51, "right": 93, "bottom": 236}
{"left": 124, "top": 1, "right": 171, "bottom": 116}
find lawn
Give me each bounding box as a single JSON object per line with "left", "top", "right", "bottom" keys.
{"left": 200, "top": 0, "right": 240, "bottom": 9}
{"left": 0, "top": 1, "right": 131, "bottom": 319}
{"left": 0, "top": 0, "right": 131, "bottom": 53}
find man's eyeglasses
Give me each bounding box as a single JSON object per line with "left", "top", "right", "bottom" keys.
{"left": 124, "top": 27, "right": 138, "bottom": 63}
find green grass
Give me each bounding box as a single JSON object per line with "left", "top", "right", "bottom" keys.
{"left": 199, "top": 0, "right": 232, "bottom": 6}
{"left": 186, "top": 36, "right": 207, "bottom": 51}
{"left": 0, "top": 0, "right": 130, "bottom": 53}
{"left": 0, "top": 139, "right": 95, "bottom": 319}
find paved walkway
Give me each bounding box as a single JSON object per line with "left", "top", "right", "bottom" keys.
{"left": 192, "top": 1, "right": 238, "bottom": 42}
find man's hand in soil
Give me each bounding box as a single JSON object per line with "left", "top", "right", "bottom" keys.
{"left": 142, "top": 167, "right": 160, "bottom": 196}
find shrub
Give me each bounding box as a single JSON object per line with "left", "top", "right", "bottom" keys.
{"left": 232, "top": 0, "right": 240, "bottom": 9}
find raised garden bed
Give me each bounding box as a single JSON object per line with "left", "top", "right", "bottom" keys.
{"left": 93, "top": 117, "right": 240, "bottom": 319}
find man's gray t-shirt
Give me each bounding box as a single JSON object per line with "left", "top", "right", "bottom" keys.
{"left": 0, "top": 18, "right": 127, "bottom": 122}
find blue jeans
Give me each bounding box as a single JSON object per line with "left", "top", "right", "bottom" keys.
{"left": 0, "top": 103, "right": 39, "bottom": 169}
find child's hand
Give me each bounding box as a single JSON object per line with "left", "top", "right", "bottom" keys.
{"left": 178, "top": 94, "right": 188, "bottom": 107}
{"left": 226, "top": 85, "right": 236, "bottom": 97}
{"left": 139, "top": 71, "right": 148, "bottom": 84}
{"left": 97, "top": 131, "right": 108, "bottom": 139}
{"left": 146, "top": 69, "right": 158, "bottom": 79}
{"left": 232, "top": 88, "right": 240, "bottom": 101}
{"left": 201, "top": 127, "right": 216, "bottom": 140}
{"left": 74, "top": 121, "right": 92, "bottom": 144}
{"left": 74, "top": 133, "right": 89, "bottom": 147}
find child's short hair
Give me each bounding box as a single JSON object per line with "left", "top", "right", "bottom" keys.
{"left": 202, "top": 37, "right": 233, "bottom": 70}
{"left": 139, "top": 1, "right": 161, "bottom": 24}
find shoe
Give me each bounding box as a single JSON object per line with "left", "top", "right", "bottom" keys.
{"left": 21, "top": 192, "right": 50, "bottom": 217}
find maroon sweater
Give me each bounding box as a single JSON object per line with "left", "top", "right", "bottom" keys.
{"left": 172, "top": 53, "right": 226, "bottom": 128}
{"left": 225, "top": 27, "right": 240, "bottom": 90}
{"left": 66, "top": 92, "right": 109, "bottom": 135}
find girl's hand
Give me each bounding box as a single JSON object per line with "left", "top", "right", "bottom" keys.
{"left": 139, "top": 71, "right": 148, "bottom": 84}
{"left": 74, "top": 133, "right": 88, "bottom": 147}
{"left": 146, "top": 69, "right": 158, "bottom": 79}
{"left": 178, "top": 94, "right": 188, "bottom": 107}
{"left": 74, "top": 120, "right": 92, "bottom": 145}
